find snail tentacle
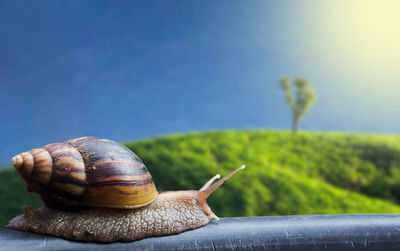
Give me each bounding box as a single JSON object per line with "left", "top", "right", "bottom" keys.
{"left": 199, "top": 174, "right": 221, "bottom": 192}
{"left": 200, "top": 165, "right": 245, "bottom": 198}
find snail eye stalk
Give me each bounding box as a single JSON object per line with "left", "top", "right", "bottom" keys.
{"left": 200, "top": 165, "right": 245, "bottom": 198}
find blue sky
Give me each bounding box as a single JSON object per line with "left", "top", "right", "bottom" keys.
{"left": 1, "top": 0, "right": 399, "bottom": 164}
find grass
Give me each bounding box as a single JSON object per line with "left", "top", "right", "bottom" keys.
{"left": 1, "top": 130, "right": 400, "bottom": 226}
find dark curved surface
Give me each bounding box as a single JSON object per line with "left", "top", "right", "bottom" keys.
{"left": 1, "top": 214, "right": 400, "bottom": 250}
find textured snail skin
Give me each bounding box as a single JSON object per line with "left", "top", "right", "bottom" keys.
{"left": 6, "top": 191, "right": 214, "bottom": 243}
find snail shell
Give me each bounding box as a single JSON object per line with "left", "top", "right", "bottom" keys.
{"left": 11, "top": 136, "right": 158, "bottom": 210}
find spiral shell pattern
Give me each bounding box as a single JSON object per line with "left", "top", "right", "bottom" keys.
{"left": 11, "top": 137, "right": 158, "bottom": 210}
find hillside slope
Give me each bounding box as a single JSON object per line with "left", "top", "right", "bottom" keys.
{"left": 1, "top": 130, "right": 400, "bottom": 226}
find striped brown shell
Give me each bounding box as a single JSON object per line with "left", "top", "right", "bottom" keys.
{"left": 11, "top": 137, "right": 158, "bottom": 210}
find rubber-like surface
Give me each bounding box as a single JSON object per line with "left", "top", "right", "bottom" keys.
{"left": 1, "top": 214, "right": 400, "bottom": 250}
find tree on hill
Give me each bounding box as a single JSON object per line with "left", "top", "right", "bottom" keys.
{"left": 279, "top": 76, "right": 316, "bottom": 133}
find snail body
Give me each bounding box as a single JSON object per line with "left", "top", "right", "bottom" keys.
{"left": 6, "top": 137, "right": 245, "bottom": 242}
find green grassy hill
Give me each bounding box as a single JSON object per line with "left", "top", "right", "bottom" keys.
{"left": 2, "top": 130, "right": 400, "bottom": 226}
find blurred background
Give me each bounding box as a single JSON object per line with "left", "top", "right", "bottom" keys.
{"left": 1, "top": 0, "right": 400, "bottom": 225}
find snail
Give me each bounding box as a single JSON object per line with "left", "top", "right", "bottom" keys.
{"left": 5, "top": 136, "right": 245, "bottom": 242}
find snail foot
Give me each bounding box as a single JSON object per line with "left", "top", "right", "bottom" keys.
{"left": 23, "top": 206, "right": 38, "bottom": 219}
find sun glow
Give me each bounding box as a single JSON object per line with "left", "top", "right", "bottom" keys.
{"left": 312, "top": 0, "right": 400, "bottom": 81}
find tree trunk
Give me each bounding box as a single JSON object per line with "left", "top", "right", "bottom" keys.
{"left": 292, "top": 115, "right": 298, "bottom": 134}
